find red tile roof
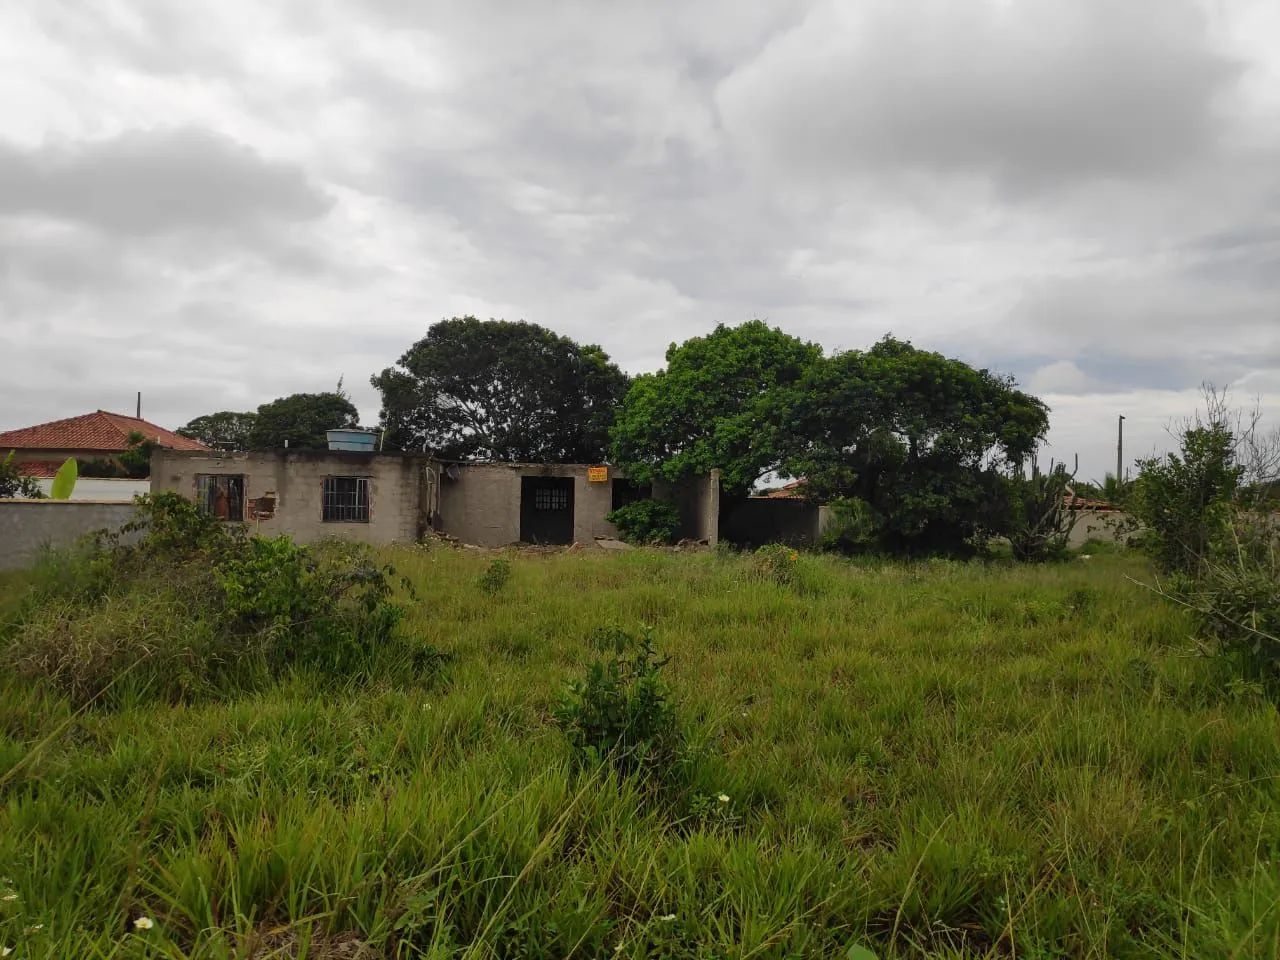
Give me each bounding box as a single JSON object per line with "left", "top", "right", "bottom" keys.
{"left": 14, "top": 459, "right": 70, "bottom": 478}
{"left": 1063, "top": 494, "right": 1118, "bottom": 511}
{"left": 0, "top": 410, "right": 209, "bottom": 453}
{"left": 756, "top": 480, "right": 808, "bottom": 500}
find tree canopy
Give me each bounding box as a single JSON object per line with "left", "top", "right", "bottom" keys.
{"left": 247, "top": 392, "right": 360, "bottom": 450}
{"left": 610, "top": 321, "right": 822, "bottom": 495}
{"left": 371, "top": 317, "right": 629, "bottom": 462}
{"left": 780, "top": 337, "right": 1048, "bottom": 552}
{"left": 178, "top": 411, "right": 258, "bottom": 450}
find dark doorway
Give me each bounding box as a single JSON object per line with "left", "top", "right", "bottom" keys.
{"left": 520, "top": 476, "right": 575, "bottom": 544}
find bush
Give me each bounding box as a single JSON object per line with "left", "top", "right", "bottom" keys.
{"left": 1183, "top": 512, "right": 1280, "bottom": 682}
{"left": 1131, "top": 423, "right": 1241, "bottom": 574}
{"left": 0, "top": 450, "right": 43, "bottom": 499}
{"left": 1002, "top": 463, "right": 1077, "bottom": 563}
{"left": 606, "top": 498, "right": 681, "bottom": 545}
{"left": 476, "top": 557, "right": 512, "bottom": 595}
{"left": 749, "top": 543, "right": 801, "bottom": 586}
{"left": 1, "top": 493, "right": 423, "bottom": 704}
{"left": 818, "top": 497, "right": 880, "bottom": 554}
{"left": 553, "top": 626, "right": 682, "bottom": 781}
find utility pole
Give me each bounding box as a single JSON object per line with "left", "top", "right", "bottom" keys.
{"left": 1116, "top": 414, "right": 1125, "bottom": 483}
{"left": 136, "top": 391, "right": 142, "bottom": 419}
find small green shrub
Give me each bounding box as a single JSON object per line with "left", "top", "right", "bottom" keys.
{"left": 1130, "top": 422, "right": 1241, "bottom": 574}
{"left": 1, "top": 493, "right": 424, "bottom": 704}
{"left": 476, "top": 557, "right": 512, "bottom": 595}
{"left": 606, "top": 499, "right": 681, "bottom": 545}
{"left": 553, "top": 626, "right": 682, "bottom": 781}
{"left": 749, "top": 543, "right": 801, "bottom": 586}
{"left": 819, "top": 497, "right": 881, "bottom": 554}
{"left": 1001, "top": 463, "right": 1077, "bottom": 563}
{"left": 0, "top": 450, "right": 43, "bottom": 499}
{"left": 1184, "top": 513, "right": 1280, "bottom": 682}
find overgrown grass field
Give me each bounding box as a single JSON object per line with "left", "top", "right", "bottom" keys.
{"left": 2, "top": 549, "right": 1278, "bottom": 958}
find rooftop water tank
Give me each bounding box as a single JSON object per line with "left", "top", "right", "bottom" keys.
{"left": 326, "top": 429, "right": 379, "bottom": 452}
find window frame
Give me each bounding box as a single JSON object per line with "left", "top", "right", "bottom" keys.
{"left": 533, "top": 485, "right": 570, "bottom": 511}
{"left": 322, "top": 475, "right": 372, "bottom": 523}
{"left": 195, "top": 474, "right": 246, "bottom": 521}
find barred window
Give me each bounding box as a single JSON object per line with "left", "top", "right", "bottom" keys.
{"left": 323, "top": 476, "right": 370, "bottom": 522}
{"left": 534, "top": 486, "right": 570, "bottom": 511}
{"left": 195, "top": 475, "right": 245, "bottom": 521}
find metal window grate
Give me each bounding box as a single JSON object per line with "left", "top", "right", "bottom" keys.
{"left": 195, "top": 474, "right": 245, "bottom": 520}
{"left": 323, "top": 476, "right": 370, "bottom": 522}
{"left": 534, "top": 486, "right": 569, "bottom": 511}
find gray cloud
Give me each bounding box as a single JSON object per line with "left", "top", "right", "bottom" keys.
{"left": 716, "top": 0, "right": 1239, "bottom": 190}
{"left": 0, "top": 0, "right": 1276, "bottom": 481}
{"left": 0, "top": 127, "right": 331, "bottom": 235}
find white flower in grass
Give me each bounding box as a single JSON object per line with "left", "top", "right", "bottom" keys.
{"left": 0, "top": 893, "right": 16, "bottom": 902}
{"left": 1080, "top": 554, "right": 1093, "bottom": 560}
{"left": 717, "top": 793, "right": 730, "bottom": 803}
{"left": 132, "top": 916, "right": 154, "bottom": 931}
{"left": 658, "top": 913, "right": 676, "bottom": 921}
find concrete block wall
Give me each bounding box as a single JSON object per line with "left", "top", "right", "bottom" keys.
{"left": 436, "top": 463, "right": 627, "bottom": 546}
{"left": 656, "top": 469, "right": 720, "bottom": 545}
{"left": 436, "top": 463, "right": 522, "bottom": 545}
{"left": 151, "top": 450, "right": 426, "bottom": 546}
{"left": 0, "top": 500, "right": 136, "bottom": 570}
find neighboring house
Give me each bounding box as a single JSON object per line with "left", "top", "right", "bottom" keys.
{"left": 150, "top": 449, "right": 721, "bottom": 548}
{"left": 0, "top": 410, "right": 208, "bottom": 488}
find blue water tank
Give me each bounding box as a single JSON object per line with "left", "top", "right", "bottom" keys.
{"left": 326, "top": 429, "right": 379, "bottom": 452}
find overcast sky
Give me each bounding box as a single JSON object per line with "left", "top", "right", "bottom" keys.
{"left": 1, "top": 0, "right": 1277, "bottom": 481}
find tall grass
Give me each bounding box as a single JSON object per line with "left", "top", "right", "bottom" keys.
{"left": 1, "top": 548, "right": 1278, "bottom": 957}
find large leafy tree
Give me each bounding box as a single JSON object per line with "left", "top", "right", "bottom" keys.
{"left": 248, "top": 392, "right": 360, "bottom": 450}
{"left": 178, "top": 411, "right": 258, "bottom": 449}
{"left": 610, "top": 321, "right": 822, "bottom": 495}
{"left": 372, "top": 317, "right": 629, "bottom": 461}
{"left": 782, "top": 336, "right": 1048, "bottom": 553}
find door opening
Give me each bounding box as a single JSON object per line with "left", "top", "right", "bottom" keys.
{"left": 519, "top": 476, "right": 575, "bottom": 544}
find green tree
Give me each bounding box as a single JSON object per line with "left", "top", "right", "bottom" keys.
{"left": 248, "top": 392, "right": 360, "bottom": 451}
{"left": 1130, "top": 422, "right": 1241, "bottom": 574}
{"left": 372, "top": 317, "right": 629, "bottom": 461}
{"left": 178, "top": 411, "right": 257, "bottom": 449}
{"left": 782, "top": 337, "right": 1048, "bottom": 554}
{"left": 610, "top": 321, "right": 822, "bottom": 495}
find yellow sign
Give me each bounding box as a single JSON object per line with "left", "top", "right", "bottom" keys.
{"left": 587, "top": 466, "right": 609, "bottom": 483}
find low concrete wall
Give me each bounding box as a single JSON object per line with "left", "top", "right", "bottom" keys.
{"left": 0, "top": 499, "right": 136, "bottom": 570}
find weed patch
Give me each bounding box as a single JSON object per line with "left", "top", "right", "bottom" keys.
{"left": 1, "top": 494, "right": 435, "bottom": 705}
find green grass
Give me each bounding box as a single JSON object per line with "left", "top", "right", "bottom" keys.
{"left": 2, "top": 548, "right": 1279, "bottom": 958}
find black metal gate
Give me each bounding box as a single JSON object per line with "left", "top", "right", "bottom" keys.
{"left": 519, "top": 476, "right": 575, "bottom": 544}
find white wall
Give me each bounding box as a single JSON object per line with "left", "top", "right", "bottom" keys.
{"left": 32, "top": 478, "right": 150, "bottom": 502}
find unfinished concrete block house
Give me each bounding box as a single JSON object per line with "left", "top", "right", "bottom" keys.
{"left": 150, "top": 449, "right": 720, "bottom": 547}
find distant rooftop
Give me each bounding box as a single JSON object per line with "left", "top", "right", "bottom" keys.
{"left": 0, "top": 410, "right": 209, "bottom": 453}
